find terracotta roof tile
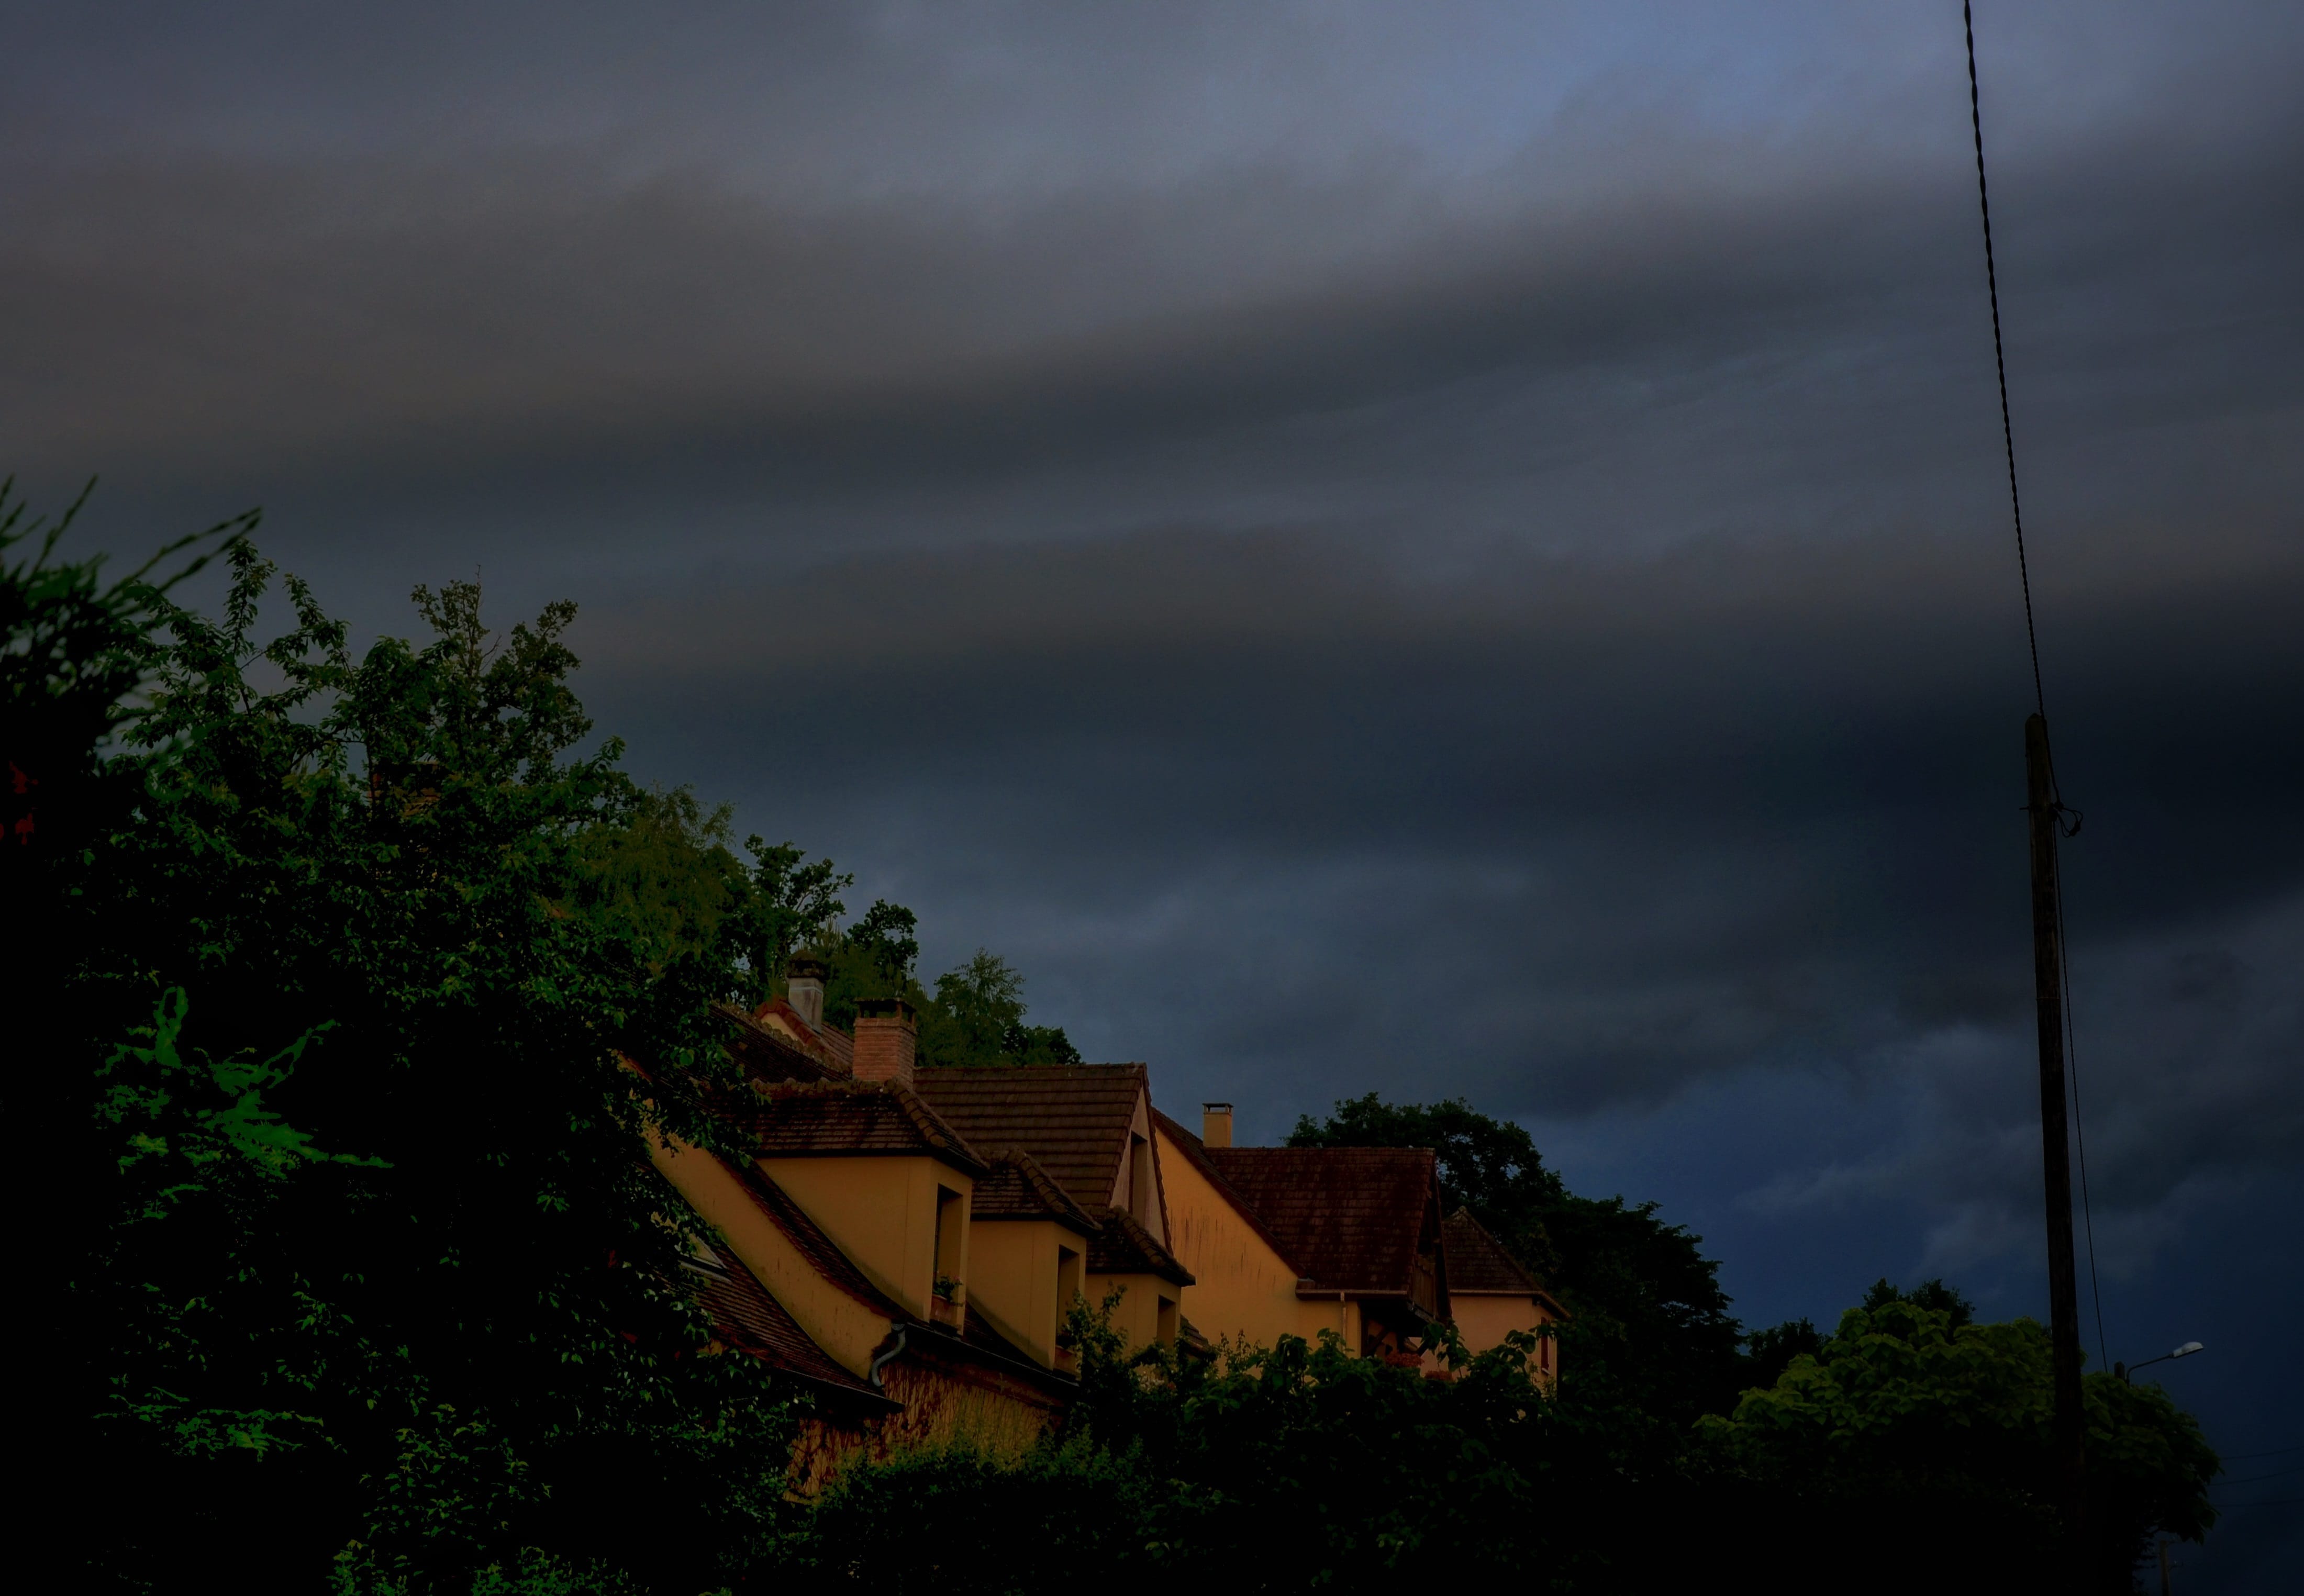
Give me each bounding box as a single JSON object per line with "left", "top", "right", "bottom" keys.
{"left": 755, "top": 998, "right": 856, "bottom": 1072}
{"left": 1201, "top": 1146, "right": 1441, "bottom": 1296}
{"left": 1086, "top": 1204, "right": 1194, "bottom": 1287}
{"left": 971, "top": 1148, "right": 1101, "bottom": 1233}
{"left": 650, "top": 1174, "right": 892, "bottom": 1406}
{"left": 912, "top": 1065, "right": 1148, "bottom": 1211}
{"left": 1442, "top": 1208, "right": 1541, "bottom": 1294}
{"left": 684, "top": 1243, "right": 891, "bottom": 1403}
{"left": 733, "top": 1080, "right": 987, "bottom": 1175}
{"left": 1153, "top": 1108, "right": 1306, "bottom": 1276}
{"left": 715, "top": 1002, "right": 838, "bottom": 1084}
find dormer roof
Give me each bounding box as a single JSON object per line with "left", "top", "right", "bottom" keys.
{"left": 753, "top": 996, "right": 855, "bottom": 1073}
{"left": 1086, "top": 1204, "right": 1194, "bottom": 1287}
{"left": 971, "top": 1147, "right": 1102, "bottom": 1234}
{"left": 732, "top": 1079, "right": 988, "bottom": 1178}
{"left": 912, "top": 1064, "right": 1152, "bottom": 1214}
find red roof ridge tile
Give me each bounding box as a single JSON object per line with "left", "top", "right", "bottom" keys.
{"left": 754, "top": 997, "right": 856, "bottom": 1072}
{"left": 714, "top": 1000, "right": 839, "bottom": 1083}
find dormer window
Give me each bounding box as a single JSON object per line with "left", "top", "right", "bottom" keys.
{"left": 680, "top": 1226, "right": 729, "bottom": 1276}
{"left": 1129, "top": 1132, "right": 1151, "bottom": 1223}
{"left": 932, "top": 1184, "right": 967, "bottom": 1324}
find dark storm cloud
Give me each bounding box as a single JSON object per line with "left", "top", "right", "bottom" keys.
{"left": 580, "top": 517, "right": 2304, "bottom": 1152}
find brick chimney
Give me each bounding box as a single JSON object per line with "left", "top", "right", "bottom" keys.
{"left": 784, "top": 955, "right": 827, "bottom": 1029}
{"left": 1202, "top": 1102, "right": 1233, "bottom": 1148}
{"left": 852, "top": 998, "right": 918, "bottom": 1089}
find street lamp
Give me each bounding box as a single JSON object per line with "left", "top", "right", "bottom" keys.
{"left": 2115, "top": 1341, "right": 2204, "bottom": 1382}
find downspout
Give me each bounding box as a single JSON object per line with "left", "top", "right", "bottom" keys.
{"left": 869, "top": 1325, "right": 909, "bottom": 1391}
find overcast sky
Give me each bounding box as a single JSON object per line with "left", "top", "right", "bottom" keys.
{"left": 8, "top": 3, "right": 2300, "bottom": 1578}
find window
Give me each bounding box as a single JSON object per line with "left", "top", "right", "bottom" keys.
{"left": 1156, "top": 1294, "right": 1178, "bottom": 1346}
{"left": 679, "top": 1226, "right": 729, "bottom": 1276}
{"left": 1129, "top": 1132, "right": 1151, "bottom": 1222}
{"left": 933, "top": 1185, "right": 965, "bottom": 1304}
{"left": 1056, "top": 1245, "right": 1082, "bottom": 1310}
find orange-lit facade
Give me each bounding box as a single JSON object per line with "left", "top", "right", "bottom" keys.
{"left": 651, "top": 980, "right": 1564, "bottom": 1489}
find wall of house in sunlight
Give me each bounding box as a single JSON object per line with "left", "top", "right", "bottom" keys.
{"left": 649, "top": 1134, "right": 893, "bottom": 1376}
{"left": 1156, "top": 1119, "right": 1356, "bottom": 1352}
{"left": 1084, "top": 1271, "right": 1182, "bottom": 1351}
{"left": 762, "top": 1154, "right": 969, "bottom": 1322}
{"left": 969, "top": 1217, "right": 1071, "bottom": 1367}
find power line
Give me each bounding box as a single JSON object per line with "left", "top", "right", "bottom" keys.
{"left": 1964, "top": 1, "right": 2107, "bottom": 1367}
{"left": 1964, "top": 1, "right": 2046, "bottom": 724}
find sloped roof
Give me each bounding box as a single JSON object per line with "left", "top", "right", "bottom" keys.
{"left": 1442, "top": 1208, "right": 1541, "bottom": 1294}
{"left": 716, "top": 1001, "right": 840, "bottom": 1084}
{"left": 683, "top": 1240, "right": 894, "bottom": 1406}
{"left": 1087, "top": 1204, "right": 1194, "bottom": 1287}
{"left": 1153, "top": 1108, "right": 1306, "bottom": 1276}
{"left": 715, "top": 1154, "right": 910, "bottom": 1318}
{"left": 649, "top": 1173, "right": 892, "bottom": 1407}
{"left": 912, "top": 1065, "right": 1149, "bottom": 1211}
{"left": 1202, "top": 1146, "right": 1441, "bottom": 1296}
{"left": 734, "top": 1080, "right": 986, "bottom": 1175}
{"left": 756, "top": 997, "right": 856, "bottom": 1073}
{"left": 971, "top": 1148, "right": 1101, "bottom": 1233}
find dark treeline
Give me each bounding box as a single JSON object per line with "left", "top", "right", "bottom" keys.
{"left": 3, "top": 491, "right": 2217, "bottom": 1593}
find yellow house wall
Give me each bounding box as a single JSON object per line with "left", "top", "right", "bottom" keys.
{"left": 1085, "top": 1273, "right": 1179, "bottom": 1350}
{"left": 1452, "top": 1292, "right": 1561, "bottom": 1386}
{"left": 1296, "top": 1292, "right": 1363, "bottom": 1351}
{"left": 1156, "top": 1121, "right": 1314, "bottom": 1352}
{"left": 763, "top": 1154, "right": 972, "bottom": 1321}
{"left": 968, "top": 1219, "right": 1066, "bottom": 1367}
{"left": 1452, "top": 1293, "right": 1549, "bottom": 1356}
{"left": 647, "top": 1133, "right": 893, "bottom": 1377}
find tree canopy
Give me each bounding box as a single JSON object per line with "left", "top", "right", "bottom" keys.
{"left": 15, "top": 510, "right": 793, "bottom": 1592}
{"left": 1699, "top": 1297, "right": 2219, "bottom": 1588}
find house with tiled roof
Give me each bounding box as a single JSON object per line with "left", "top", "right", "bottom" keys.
{"left": 1155, "top": 1107, "right": 1446, "bottom": 1360}
{"left": 912, "top": 1062, "right": 1194, "bottom": 1353}
{"left": 1442, "top": 1208, "right": 1566, "bottom": 1380}
{"left": 1157, "top": 1105, "right": 1564, "bottom": 1374}
{"left": 649, "top": 959, "right": 1560, "bottom": 1487}
{"left": 646, "top": 994, "right": 1086, "bottom": 1480}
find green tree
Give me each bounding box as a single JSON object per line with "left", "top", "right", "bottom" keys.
{"left": 16, "top": 508, "right": 796, "bottom": 1592}
{"left": 1861, "top": 1274, "right": 1976, "bottom": 1327}
{"left": 729, "top": 837, "right": 852, "bottom": 1006}
{"left": 1738, "top": 1315, "right": 1824, "bottom": 1390}
{"left": 820, "top": 898, "right": 923, "bottom": 1028}
{"left": 919, "top": 949, "right": 1082, "bottom": 1068}
{"left": 1699, "top": 1298, "right": 2219, "bottom": 1591}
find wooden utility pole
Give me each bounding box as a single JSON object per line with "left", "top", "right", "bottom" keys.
{"left": 2026, "top": 713, "right": 2088, "bottom": 1574}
